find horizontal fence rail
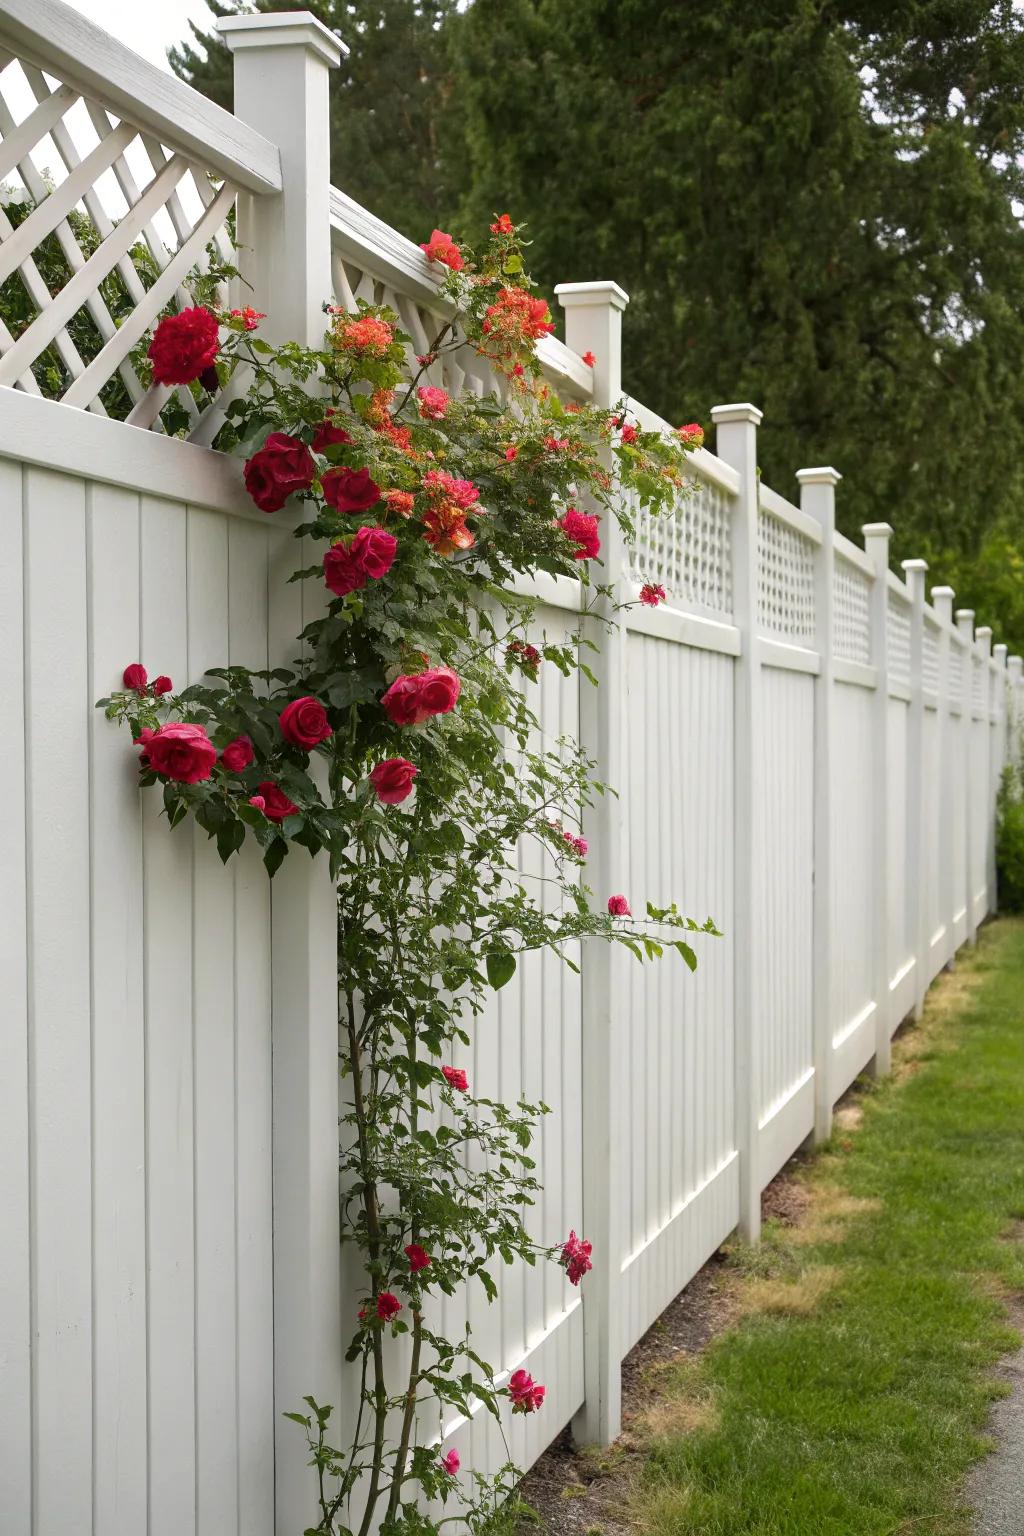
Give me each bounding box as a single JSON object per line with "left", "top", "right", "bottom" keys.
{"left": 1, "top": 3, "right": 1022, "bottom": 1533}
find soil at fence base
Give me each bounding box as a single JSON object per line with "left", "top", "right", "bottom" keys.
{"left": 515, "top": 1167, "right": 810, "bottom": 1535}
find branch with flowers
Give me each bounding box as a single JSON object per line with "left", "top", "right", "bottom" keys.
{"left": 98, "top": 216, "right": 717, "bottom": 1533}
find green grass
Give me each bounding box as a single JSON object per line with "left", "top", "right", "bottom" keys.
{"left": 638, "top": 918, "right": 1024, "bottom": 1536}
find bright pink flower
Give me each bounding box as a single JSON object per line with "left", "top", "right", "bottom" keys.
{"left": 376, "top": 1292, "right": 402, "bottom": 1321}
{"left": 323, "top": 526, "right": 398, "bottom": 597}
{"left": 417, "top": 386, "right": 450, "bottom": 421}
{"left": 544, "top": 435, "right": 570, "bottom": 453}
{"left": 405, "top": 1243, "right": 431, "bottom": 1272}
{"left": 442, "top": 1065, "right": 468, "bottom": 1092}
{"left": 148, "top": 306, "right": 219, "bottom": 386}
{"left": 560, "top": 1230, "right": 593, "bottom": 1286}
{"left": 504, "top": 446, "right": 518, "bottom": 461}
{"left": 620, "top": 423, "right": 638, "bottom": 445}
{"left": 416, "top": 352, "right": 437, "bottom": 366}
{"left": 248, "top": 794, "right": 266, "bottom": 813}
{"left": 381, "top": 668, "right": 461, "bottom": 726}
{"left": 440, "top": 1448, "right": 461, "bottom": 1477}
{"left": 229, "top": 306, "right": 265, "bottom": 331}
{"left": 607, "top": 894, "right": 631, "bottom": 917}
{"left": 677, "top": 422, "right": 705, "bottom": 447}
{"left": 123, "top": 663, "right": 148, "bottom": 691}
{"left": 508, "top": 1369, "right": 545, "bottom": 1413}
{"left": 639, "top": 583, "right": 667, "bottom": 607}
{"left": 142, "top": 722, "right": 217, "bottom": 784}
{"left": 370, "top": 758, "right": 419, "bottom": 804}
{"left": 256, "top": 780, "right": 298, "bottom": 823}
{"left": 581, "top": 350, "right": 596, "bottom": 367}
{"left": 220, "top": 734, "right": 254, "bottom": 772}
{"left": 562, "top": 831, "right": 588, "bottom": 859}
{"left": 420, "top": 229, "right": 464, "bottom": 271}
{"left": 322, "top": 465, "right": 381, "bottom": 515}
{"left": 279, "top": 696, "right": 332, "bottom": 749}
{"left": 152, "top": 675, "right": 173, "bottom": 696}
{"left": 559, "top": 508, "right": 601, "bottom": 561}
{"left": 490, "top": 213, "right": 514, "bottom": 235}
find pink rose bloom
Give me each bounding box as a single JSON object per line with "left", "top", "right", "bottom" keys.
{"left": 420, "top": 228, "right": 464, "bottom": 271}
{"left": 376, "top": 1292, "right": 402, "bottom": 1321}
{"left": 142, "top": 722, "right": 217, "bottom": 784}
{"left": 560, "top": 1230, "right": 593, "bottom": 1286}
{"left": 279, "top": 696, "right": 332, "bottom": 749}
{"left": 562, "top": 831, "right": 588, "bottom": 858}
{"left": 248, "top": 795, "right": 267, "bottom": 812}
{"left": 639, "top": 583, "right": 667, "bottom": 607}
{"left": 607, "top": 894, "right": 631, "bottom": 917}
{"left": 381, "top": 668, "right": 461, "bottom": 726}
{"left": 559, "top": 508, "right": 601, "bottom": 561}
{"left": 322, "top": 465, "right": 381, "bottom": 515}
{"left": 123, "top": 663, "right": 148, "bottom": 690}
{"left": 508, "top": 1369, "right": 545, "bottom": 1414}
{"left": 370, "top": 757, "right": 419, "bottom": 804}
{"left": 440, "top": 1448, "right": 460, "bottom": 1477}
{"left": 417, "top": 386, "right": 450, "bottom": 420}
{"left": 255, "top": 781, "right": 298, "bottom": 823}
{"left": 677, "top": 422, "right": 705, "bottom": 447}
{"left": 220, "top": 734, "right": 254, "bottom": 773}
{"left": 152, "top": 675, "right": 173, "bottom": 696}
{"left": 442, "top": 1065, "right": 468, "bottom": 1092}
{"left": 323, "top": 526, "right": 398, "bottom": 597}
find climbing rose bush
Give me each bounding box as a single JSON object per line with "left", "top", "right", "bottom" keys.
{"left": 100, "top": 217, "right": 716, "bottom": 1534}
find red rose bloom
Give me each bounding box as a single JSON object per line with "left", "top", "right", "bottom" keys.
{"left": 607, "top": 894, "right": 631, "bottom": 917}
{"left": 639, "top": 583, "right": 667, "bottom": 607}
{"left": 147, "top": 306, "right": 219, "bottom": 386}
{"left": 559, "top": 508, "right": 601, "bottom": 561}
{"left": 369, "top": 757, "right": 419, "bottom": 804}
{"left": 220, "top": 734, "right": 254, "bottom": 772}
{"left": 244, "top": 433, "right": 316, "bottom": 513}
{"left": 255, "top": 781, "right": 298, "bottom": 822}
{"left": 311, "top": 412, "right": 354, "bottom": 453}
{"left": 508, "top": 1369, "right": 545, "bottom": 1413}
{"left": 142, "top": 722, "right": 217, "bottom": 784}
{"left": 152, "top": 674, "right": 173, "bottom": 696}
{"left": 322, "top": 465, "right": 381, "bottom": 515}
{"left": 582, "top": 350, "right": 596, "bottom": 367}
{"left": 560, "top": 1230, "right": 593, "bottom": 1286}
{"left": 279, "top": 696, "right": 332, "bottom": 749}
{"left": 123, "top": 663, "right": 148, "bottom": 691}
{"left": 381, "top": 668, "right": 461, "bottom": 726}
{"left": 442, "top": 1065, "right": 468, "bottom": 1092}
{"left": 405, "top": 1243, "right": 431, "bottom": 1272}
{"left": 419, "top": 229, "right": 464, "bottom": 271}
{"left": 323, "top": 526, "right": 398, "bottom": 597}
{"left": 490, "top": 213, "right": 514, "bottom": 235}
{"left": 376, "top": 1292, "right": 402, "bottom": 1321}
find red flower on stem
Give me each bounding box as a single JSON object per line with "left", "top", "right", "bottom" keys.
{"left": 559, "top": 508, "right": 601, "bottom": 561}
{"left": 323, "top": 526, "right": 398, "bottom": 597}
{"left": 243, "top": 433, "right": 316, "bottom": 513}
{"left": 148, "top": 306, "right": 219, "bottom": 386}
{"left": 442, "top": 1065, "right": 468, "bottom": 1092}
{"left": 370, "top": 758, "right": 419, "bottom": 804}
{"left": 508, "top": 1369, "right": 545, "bottom": 1413}
{"left": 255, "top": 781, "right": 298, "bottom": 822}
{"left": 405, "top": 1243, "right": 431, "bottom": 1272}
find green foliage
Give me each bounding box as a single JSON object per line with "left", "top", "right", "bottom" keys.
{"left": 997, "top": 764, "right": 1024, "bottom": 910}
{"left": 635, "top": 919, "right": 1024, "bottom": 1534}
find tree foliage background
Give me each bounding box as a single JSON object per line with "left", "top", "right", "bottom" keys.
{"left": 175, "top": 0, "right": 1024, "bottom": 649}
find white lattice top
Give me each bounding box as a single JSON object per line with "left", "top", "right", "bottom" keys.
{"left": 627, "top": 468, "right": 733, "bottom": 617}
{"left": 833, "top": 554, "right": 871, "bottom": 665}
{"left": 0, "top": 49, "right": 240, "bottom": 437}
{"left": 886, "top": 592, "right": 912, "bottom": 685}
{"left": 948, "top": 642, "right": 963, "bottom": 698}
{"left": 922, "top": 621, "right": 940, "bottom": 694}
{"left": 972, "top": 657, "right": 987, "bottom": 713}
{"left": 756, "top": 508, "right": 815, "bottom": 643}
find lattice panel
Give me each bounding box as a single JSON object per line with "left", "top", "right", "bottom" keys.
{"left": 0, "top": 54, "right": 236, "bottom": 437}
{"left": 332, "top": 250, "right": 517, "bottom": 406}
{"left": 627, "top": 469, "right": 733, "bottom": 617}
{"left": 948, "top": 643, "right": 963, "bottom": 698}
{"left": 922, "top": 623, "right": 940, "bottom": 694}
{"left": 833, "top": 555, "right": 871, "bottom": 665}
{"left": 886, "top": 593, "right": 911, "bottom": 684}
{"left": 972, "top": 658, "right": 987, "bottom": 713}
{"left": 756, "top": 509, "right": 815, "bottom": 643}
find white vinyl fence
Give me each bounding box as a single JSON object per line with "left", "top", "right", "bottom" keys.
{"left": 1, "top": 5, "right": 1022, "bottom": 1533}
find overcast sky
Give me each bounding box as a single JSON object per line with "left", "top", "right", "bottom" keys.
{"left": 63, "top": 0, "right": 216, "bottom": 71}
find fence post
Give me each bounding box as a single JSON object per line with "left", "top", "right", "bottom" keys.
{"left": 863, "top": 523, "right": 893, "bottom": 1073}
{"left": 902, "top": 559, "right": 928, "bottom": 1016}
{"left": 994, "top": 643, "right": 1008, "bottom": 913}
{"left": 932, "top": 587, "right": 956, "bottom": 967}
{"left": 956, "top": 610, "right": 977, "bottom": 946}
{"left": 1009, "top": 655, "right": 1023, "bottom": 772}
{"left": 555, "top": 279, "right": 629, "bottom": 1446}
{"left": 711, "top": 402, "right": 763, "bottom": 1241}
{"left": 976, "top": 626, "right": 995, "bottom": 915}
{"left": 797, "top": 467, "right": 840, "bottom": 1139}
{"left": 220, "top": 16, "right": 345, "bottom": 1532}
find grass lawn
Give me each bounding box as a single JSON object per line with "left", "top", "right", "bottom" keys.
{"left": 637, "top": 918, "right": 1024, "bottom": 1536}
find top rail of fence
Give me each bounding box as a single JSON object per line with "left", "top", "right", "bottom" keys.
{"left": 0, "top": 0, "right": 281, "bottom": 194}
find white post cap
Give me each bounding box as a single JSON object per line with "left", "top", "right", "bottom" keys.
{"left": 863, "top": 522, "right": 894, "bottom": 538}
{"left": 219, "top": 11, "right": 346, "bottom": 65}
{"left": 796, "top": 466, "right": 842, "bottom": 486}
{"left": 710, "top": 402, "right": 763, "bottom": 426}
{"left": 554, "top": 281, "right": 629, "bottom": 312}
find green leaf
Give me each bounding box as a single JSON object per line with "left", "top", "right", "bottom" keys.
{"left": 263, "top": 838, "right": 287, "bottom": 878}
{"left": 675, "top": 941, "right": 698, "bottom": 972}
{"left": 485, "top": 949, "right": 517, "bottom": 990}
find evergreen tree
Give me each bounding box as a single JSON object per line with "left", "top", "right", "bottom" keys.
{"left": 169, "top": 0, "right": 460, "bottom": 243}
